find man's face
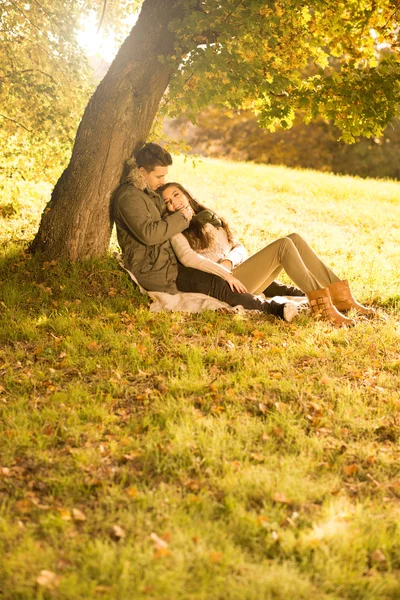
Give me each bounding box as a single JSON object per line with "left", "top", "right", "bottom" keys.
{"left": 140, "top": 166, "right": 168, "bottom": 191}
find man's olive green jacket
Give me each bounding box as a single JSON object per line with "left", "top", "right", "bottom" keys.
{"left": 114, "top": 182, "right": 189, "bottom": 294}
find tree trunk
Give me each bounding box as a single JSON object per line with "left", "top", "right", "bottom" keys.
{"left": 30, "top": 0, "right": 184, "bottom": 260}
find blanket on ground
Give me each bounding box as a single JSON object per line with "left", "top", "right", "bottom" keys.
{"left": 116, "top": 254, "right": 306, "bottom": 314}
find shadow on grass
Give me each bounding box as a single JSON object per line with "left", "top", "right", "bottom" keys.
{"left": 379, "top": 295, "right": 400, "bottom": 311}
{"left": 0, "top": 248, "right": 149, "bottom": 316}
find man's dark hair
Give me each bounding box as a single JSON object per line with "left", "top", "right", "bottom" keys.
{"left": 135, "top": 143, "right": 172, "bottom": 172}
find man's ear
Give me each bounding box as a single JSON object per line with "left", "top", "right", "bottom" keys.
{"left": 139, "top": 166, "right": 150, "bottom": 183}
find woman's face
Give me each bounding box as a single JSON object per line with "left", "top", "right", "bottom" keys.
{"left": 162, "top": 185, "right": 190, "bottom": 212}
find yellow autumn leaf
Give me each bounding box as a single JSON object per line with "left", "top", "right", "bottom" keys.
{"left": 127, "top": 486, "right": 137, "bottom": 498}
{"left": 343, "top": 464, "right": 359, "bottom": 476}
{"left": 209, "top": 551, "right": 223, "bottom": 563}
{"left": 87, "top": 341, "right": 102, "bottom": 351}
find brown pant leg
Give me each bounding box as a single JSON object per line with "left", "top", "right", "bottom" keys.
{"left": 233, "top": 236, "right": 330, "bottom": 294}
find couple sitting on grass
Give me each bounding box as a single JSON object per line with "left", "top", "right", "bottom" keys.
{"left": 114, "top": 142, "right": 374, "bottom": 326}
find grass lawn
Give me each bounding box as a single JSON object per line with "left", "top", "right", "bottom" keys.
{"left": 0, "top": 156, "right": 400, "bottom": 599}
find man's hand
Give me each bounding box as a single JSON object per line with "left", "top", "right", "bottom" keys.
{"left": 225, "top": 274, "right": 247, "bottom": 293}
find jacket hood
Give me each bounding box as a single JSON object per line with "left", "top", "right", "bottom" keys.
{"left": 122, "top": 157, "right": 147, "bottom": 190}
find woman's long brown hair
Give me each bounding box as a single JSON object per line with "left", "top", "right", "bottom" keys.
{"left": 158, "top": 182, "right": 234, "bottom": 251}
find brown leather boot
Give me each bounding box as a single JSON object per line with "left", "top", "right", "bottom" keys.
{"left": 307, "top": 288, "right": 355, "bottom": 327}
{"left": 327, "top": 280, "right": 375, "bottom": 317}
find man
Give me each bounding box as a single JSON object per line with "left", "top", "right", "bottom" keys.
{"left": 114, "top": 143, "right": 300, "bottom": 320}
{"left": 114, "top": 143, "right": 191, "bottom": 294}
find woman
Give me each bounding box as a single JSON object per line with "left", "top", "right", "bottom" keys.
{"left": 159, "top": 182, "right": 375, "bottom": 326}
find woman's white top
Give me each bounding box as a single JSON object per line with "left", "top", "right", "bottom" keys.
{"left": 171, "top": 223, "right": 247, "bottom": 281}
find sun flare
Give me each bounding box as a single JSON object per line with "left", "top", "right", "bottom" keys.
{"left": 76, "top": 11, "right": 139, "bottom": 63}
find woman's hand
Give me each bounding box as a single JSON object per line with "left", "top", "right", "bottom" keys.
{"left": 179, "top": 206, "right": 194, "bottom": 222}
{"left": 225, "top": 274, "right": 247, "bottom": 293}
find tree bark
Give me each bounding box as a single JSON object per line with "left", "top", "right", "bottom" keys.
{"left": 30, "top": 0, "right": 185, "bottom": 260}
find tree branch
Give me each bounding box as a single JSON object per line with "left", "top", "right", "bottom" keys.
{"left": 1, "top": 69, "right": 57, "bottom": 84}
{"left": 0, "top": 114, "right": 32, "bottom": 132}
{"left": 270, "top": 91, "right": 290, "bottom": 98}
{"left": 97, "top": 0, "right": 108, "bottom": 34}
{"left": 223, "top": 0, "right": 244, "bottom": 23}
{"left": 378, "top": 6, "right": 399, "bottom": 31}
{"left": 32, "top": 0, "right": 53, "bottom": 20}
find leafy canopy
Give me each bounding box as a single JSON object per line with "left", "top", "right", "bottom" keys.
{"left": 0, "top": 0, "right": 139, "bottom": 181}
{"left": 1, "top": 0, "right": 399, "bottom": 184}
{"left": 165, "top": 0, "right": 400, "bottom": 142}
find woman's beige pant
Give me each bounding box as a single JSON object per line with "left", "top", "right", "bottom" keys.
{"left": 233, "top": 233, "right": 340, "bottom": 295}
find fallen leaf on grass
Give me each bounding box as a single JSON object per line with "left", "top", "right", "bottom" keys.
{"left": 95, "top": 585, "right": 113, "bottom": 594}
{"left": 126, "top": 486, "right": 138, "bottom": 498}
{"left": 272, "top": 426, "right": 285, "bottom": 439}
{"left": 251, "top": 330, "right": 265, "bottom": 339}
{"left": 184, "top": 479, "right": 201, "bottom": 491}
{"left": 250, "top": 452, "right": 265, "bottom": 462}
{"left": 272, "top": 492, "right": 292, "bottom": 505}
{"left": 257, "top": 515, "right": 269, "bottom": 527}
{"left": 72, "top": 508, "right": 86, "bottom": 521}
{"left": 111, "top": 525, "right": 126, "bottom": 540}
{"left": 209, "top": 551, "right": 223, "bottom": 563}
{"left": 87, "top": 341, "right": 102, "bottom": 351}
{"left": 36, "top": 570, "right": 61, "bottom": 589}
{"left": 56, "top": 559, "right": 72, "bottom": 570}
{"left": 59, "top": 509, "right": 72, "bottom": 521}
{"left": 150, "top": 532, "right": 168, "bottom": 549}
{"left": 153, "top": 547, "right": 171, "bottom": 559}
{"left": 370, "top": 549, "right": 387, "bottom": 564}
{"left": 27, "top": 494, "right": 51, "bottom": 510}
{"left": 343, "top": 464, "right": 359, "bottom": 476}
{"left": 270, "top": 372, "right": 282, "bottom": 380}
{"left": 269, "top": 346, "right": 283, "bottom": 353}
{"left": 316, "top": 427, "right": 332, "bottom": 436}
{"left": 15, "top": 499, "right": 32, "bottom": 514}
